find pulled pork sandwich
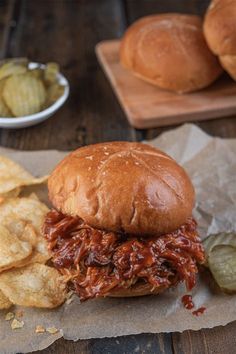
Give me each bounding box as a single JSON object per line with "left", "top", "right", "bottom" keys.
{"left": 43, "top": 142, "right": 205, "bottom": 301}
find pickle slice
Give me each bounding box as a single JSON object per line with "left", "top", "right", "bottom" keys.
{"left": 208, "top": 245, "right": 236, "bottom": 292}
{"left": 203, "top": 232, "right": 236, "bottom": 265}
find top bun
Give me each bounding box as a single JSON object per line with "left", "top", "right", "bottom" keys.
{"left": 120, "top": 13, "right": 222, "bottom": 93}
{"left": 48, "top": 142, "right": 195, "bottom": 236}
{"left": 204, "top": 0, "right": 236, "bottom": 80}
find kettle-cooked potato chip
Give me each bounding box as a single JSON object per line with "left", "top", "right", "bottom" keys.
{"left": 28, "top": 237, "right": 50, "bottom": 264}
{"left": 0, "top": 264, "right": 66, "bottom": 308}
{"left": 27, "top": 192, "right": 40, "bottom": 201}
{"left": 6, "top": 219, "right": 37, "bottom": 246}
{"left": 22, "top": 245, "right": 49, "bottom": 266}
{"left": 0, "top": 289, "right": 12, "bottom": 309}
{"left": 0, "top": 155, "right": 48, "bottom": 197}
{"left": 3, "top": 74, "right": 46, "bottom": 116}
{"left": 0, "top": 197, "right": 49, "bottom": 234}
{"left": 0, "top": 224, "right": 32, "bottom": 272}
{"left": 11, "top": 222, "right": 50, "bottom": 267}
{"left": 0, "top": 198, "right": 51, "bottom": 266}
{"left": 0, "top": 187, "right": 21, "bottom": 200}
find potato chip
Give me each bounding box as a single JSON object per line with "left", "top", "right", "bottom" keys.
{"left": 3, "top": 74, "right": 46, "bottom": 116}
{"left": 0, "top": 264, "right": 66, "bottom": 308}
{"left": 6, "top": 220, "right": 37, "bottom": 246}
{"left": 46, "top": 83, "right": 65, "bottom": 107}
{"left": 0, "top": 61, "right": 27, "bottom": 81}
{"left": 0, "top": 187, "right": 21, "bottom": 202}
{"left": 46, "top": 327, "right": 58, "bottom": 334}
{"left": 0, "top": 198, "right": 50, "bottom": 265}
{"left": 35, "top": 325, "right": 45, "bottom": 333}
{"left": 11, "top": 318, "right": 24, "bottom": 329}
{"left": 28, "top": 237, "right": 50, "bottom": 264}
{"left": 0, "top": 224, "right": 32, "bottom": 272}
{"left": 5, "top": 311, "right": 14, "bottom": 320}
{"left": 44, "top": 62, "right": 59, "bottom": 84}
{"left": 0, "top": 197, "right": 49, "bottom": 234}
{"left": 28, "top": 192, "right": 40, "bottom": 201}
{"left": 0, "top": 290, "right": 12, "bottom": 309}
{"left": 0, "top": 155, "right": 48, "bottom": 196}
{"left": 14, "top": 236, "right": 50, "bottom": 267}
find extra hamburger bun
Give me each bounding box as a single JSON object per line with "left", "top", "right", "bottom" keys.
{"left": 108, "top": 282, "right": 168, "bottom": 297}
{"left": 204, "top": 0, "right": 236, "bottom": 80}
{"left": 48, "top": 142, "right": 195, "bottom": 236}
{"left": 120, "top": 13, "right": 223, "bottom": 93}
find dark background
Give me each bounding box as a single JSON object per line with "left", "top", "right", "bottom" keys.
{"left": 0, "top": 1, "right": 236, "bottom": 353}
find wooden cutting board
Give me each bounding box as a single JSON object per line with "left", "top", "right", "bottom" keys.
{"left": 96, "top": 40, "right": 236, "bottom": 129}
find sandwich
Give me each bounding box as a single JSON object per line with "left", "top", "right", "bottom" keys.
{"left": 43, "top": 142, "right": 205, "bottom": 301}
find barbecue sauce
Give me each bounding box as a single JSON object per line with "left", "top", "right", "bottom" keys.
{"left": 43, "top": 210, "right": 205, "bottom": 301}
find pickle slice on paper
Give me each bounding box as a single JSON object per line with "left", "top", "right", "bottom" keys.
{"left": 208, "top": 245, "right": 236, "bottom": 293}
{"left": 203, "top": 232, "right": 236, "bottom": 264}
{"left": 203, "top": 232, "right": 236, "bottom": 292}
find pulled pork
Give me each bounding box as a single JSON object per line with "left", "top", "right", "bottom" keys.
{"left": 43, "top": 210, "right": 205, "bottom": 301}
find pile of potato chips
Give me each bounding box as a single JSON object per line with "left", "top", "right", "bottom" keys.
{"left": 0, "top": 155, "right": 66, "bottom": 310}
{"left": 0, "top": 58, "right": 65, "bottom": 118}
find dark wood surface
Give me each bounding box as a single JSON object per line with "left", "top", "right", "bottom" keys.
{"left": 0, "top": 0, "right": 235, "bottom": 353}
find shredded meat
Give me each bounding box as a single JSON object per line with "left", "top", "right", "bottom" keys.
{"left": 43, "top": 210, "right": 205, "bottom": 301}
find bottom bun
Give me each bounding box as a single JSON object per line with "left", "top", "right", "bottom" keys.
{"left": 107, "top": 282, "right": 168, "bottom": 297}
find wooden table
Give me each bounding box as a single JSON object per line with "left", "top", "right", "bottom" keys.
{"left": 0, "top": 1, "right": 236, "bottom": 353}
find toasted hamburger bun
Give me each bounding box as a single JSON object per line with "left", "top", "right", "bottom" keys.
{"left": 120, "top": 13, "right": 223, "bottom": 93}
{"left": 48, "top": 142, "right": 195, "bottom": 236}
{"left": 108, "top": 282, "right": 168, "bottom": 297}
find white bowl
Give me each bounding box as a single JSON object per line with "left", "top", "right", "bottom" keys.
{"left": 0, "top": 62, "right": 69, "bottom": 129}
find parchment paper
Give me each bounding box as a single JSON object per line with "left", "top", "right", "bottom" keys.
{"left": 0, "top": 123, "right": 236, "bottom": 354}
